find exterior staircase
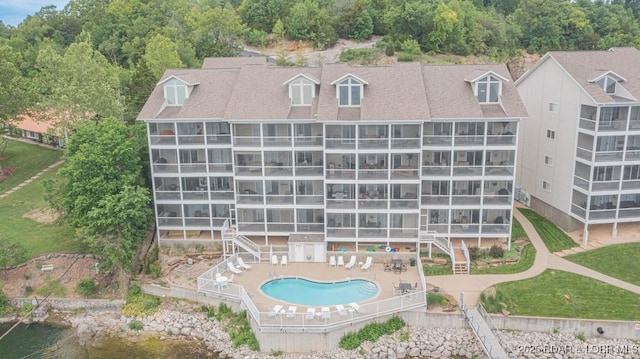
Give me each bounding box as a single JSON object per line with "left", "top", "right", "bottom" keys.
{"left": 223, "top": 225, "right": 262, "bottom": 262}
{"left": 453, "top": 246, "right": 468, "bottom": 274}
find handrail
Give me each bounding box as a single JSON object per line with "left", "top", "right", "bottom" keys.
{"left": 461, "top": 240, "right": 470, "bottom": 274}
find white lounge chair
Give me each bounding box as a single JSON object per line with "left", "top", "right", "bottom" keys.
{"left": 321, "top": 307, "right": 330, "bottom": 319}
{"left": 329, "top": 256, "right": 336, "bottom": 267}
{"left": 344, "top": 255, "right": 357, "bottom": 269}
{"left": 286, "top": 306, "right": 297, "bottom": 318}
{"left": 227, "top": 261, "right": 242, "bottom": 274}
{"left": 280, "top": 255, "right": 288, "bottom": 266}
{"left": 269, "top": 304, "right": 283, "bottom": 317}
{"left": 361, "top": 256, "right": 373, "bottom": 271}
{"left": 271, "top": 255, "right": 278, "bottom": 266}
{"left": 337, "top": 256, "right": 344, "bottom": 267}
{"left": 349, "top": 302, "right": 366, "bottom": 314}
{"left": 237, "top": 257, "right": 252, "bottom": 270}
{"left": 335, "top": 304, "right": 347, "bottom": 317}
{"left": 305, "top": 307, "right": 316, "bottom": 320}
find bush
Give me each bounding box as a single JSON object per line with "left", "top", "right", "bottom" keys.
{"left": 122, "top": 284, "right": 161, "bottom": 317}
{"left": 128, "top": 320, "right": 144, "bottom": 331}
{"left": 489, "top": 244, "right": 505, "bottom": 259}
{"left": 339, "top": 316, "right": 405, "bottom": 350}
{"left": 36, "top": 279, "right": 67, "bottom": 297}
{"left": 76, "top": 278, "right": 98, "bottom": 297}
{"left": 245, "top": 29, "right": 270, "bottom": 47}
{"left": 339, "top": 48, "right": 381, "bottom": 65}
{"left": 385, "top": 44, "right": 395, "bottom": 57}
{"left": 468, "top": 246, "right": 481, "bottom": 260}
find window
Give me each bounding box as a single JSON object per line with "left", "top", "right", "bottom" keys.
{"left": 546, "top": 129, "right": 555, "bottom": 140}
{"left": 596, "top": 76, "right": 617, "bottom": 94}
{"left": 337, "top": 78, "right": 362, "bottom": 106}
{"left": 476, "top": 75, "right": 501, "bottom": 103}
{"left": 542, "top": 181, "right": 552, "bottom": 192}
{"left": 164, "top": 79, "right": 188, "bottom": 105}
{"left": 289, "top": 77, "right": 315, "bottom": 105}
{"left": 593, "top": 166, "right": 614, "bottom": 182}
{"left": 25, "top": 131, "right": 39, "bottom": 139}
{"left": 623, "top": 165, "right": 640, "bottom": 180}
{"left": 548, "top": 103, "right": 559, "bottom": 112}
{"left": 599, "top": 107, "right": 620, "bottom": 127}
{"left": 544, "top": 156, "right": 553, "bottom": 166}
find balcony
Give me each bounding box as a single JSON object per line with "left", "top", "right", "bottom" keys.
{"left": 421, "top": 194, "right": 449, "bottom": 206}
{"left": 450, "top": 224, "right": 479, "bottom": 234}
{"left": 267, "top": 223, "right": 295, "bottom": 232}
{"left": 481, "top": 224, "right": 510, "bottom": 235}
{"left": 573, "top": 176, "right": 589, "bottom": 191}
{"left": 150, "top": 134, "right": 176, "bottom": 145}
{"left": 265, "top": 194, "right": 294, "bottom": 205}
{"left": 486, "top": 134, "right": 516, "bottom": 146}
{"left": 485, "top": 165, "right": 514, "bottom": 176}
{"left": 296, "top": 194, "right": 323, "bottom": 205}
{"left": 589, "top": 209, "right": 617, "bottom": 220}
{"left": 619, "top": 208, "right": 640, "bottom": 219}
{"left": 233, "top": 136, "right": 262, "bottom": 147}
{"left": 236, "top": 194, "right": 264, "bottom": 204}
{"left": 158, "top": 217, "right": 182, "bottom": 227}
{"left": 426, "top": 223, "right": 448, "bottom": 233}
{"left": 390, "top": 168, "right": 419, "bottom": 180}
{"left": 327, "top": 227, "right": 356, "bottom": 238}
{"left": 326, "top": 167, "right": 355, "bottom": 180}
{"left": 177, "top": 135, "right": 205, "bottom": 145}
{"left": 389, "top": 228, "right": 419, "bottom": 239}
{"left": 206, "top": 134, "right": 231, "bottom": 145}
{"left": 235, "top": 166, "right": 262, "bottom": 176}
{"left": 422, "top": 165, "right": 450, "bottom": 177}
{"left": 454, "top": 135, "right": 484, "bottom": 146}
{"left": 390, "top": 199, "right": 419, "bottom": 209}
{"left": 358, "top": 169, "right": 388, "bottom": 180}
{"left": 263, "top": 136, "right": 292, "bottom": 147}
{"left": 208, "top": 163, "right": 232, "bottom": 173}
{"left": 451, "top": 195, "right": 481, "bottom": 205}
{"left": 183, "top": 190, "right": 208, "bottom": 200}
{"left": 483, "top": 194, "right": 511, "bottom": 205}
{"left": 579, "top": 118, "right": 596, "bottom": 131}
{"left": 571, "top": 204, "right": 586, "bottom": 219}
{"left": 184, "top": 217, "right": 211, "bottom": 227}
{"left": 622, "top": 180, "right": 640, "bottom": 190}
{"left": 452, "top": 165, "right": 482, "bottom": 176}
{"left": 595, "top": 151, "right": 623, "bottom": 162}
{"left": 326, "top": 198, "right": 355, "bottom": 210}
{"left": 156, "top": 191, "right": 181, "bottom": 201}
{"left": 391, "top": 138, "right": 421, "bottom": 149}
{"left": 592, "top": 181, "right": 620, "bottom": 191}
{"left": 358, "top": 199, "right": 388, "bottom": 210}
{"left": 264, "top": 164, "right": 293, "bottom": 176}
{"left": 295, "top": 165, "right": 323, "bottom": 176}
{"left": 294, "top": 135, "right": 323, "bottom": 147}
{"left": 325, "top": 137, "right": 355, "bottom": 149}
{"left": 358, "top": 228, "right": 387, "bottom": 238}
{"left": 153, "top": 163, "right": 178, "bottom": 173}
{"left": 297, "top": 223, "right": 324, "bottom": 232}
{"left": 576, "top": 147, "right": 592, "bottom": 161}
{"left": 359, "top": 137, "right": 389, "bottom": 149}
{"left": 598, "top": 120, "right": 627, "bottom": 132}
{"left": 211, "top": 191, "right": 234, "bottom": 200}
{"left": 422, "top": 135, "right": 452, "bottom": 146}
{"left": 625, "top": 149, "right": 640, "bottom": 161}
{"left": 179, "top": 163, "right": 207, "bottom": 173}
{"left": 238, "top": 222, "right": 265, "bottom": 232}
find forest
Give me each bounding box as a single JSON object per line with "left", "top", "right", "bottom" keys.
{"left": 1, "top": 0, "right": 640, "bottom": 124}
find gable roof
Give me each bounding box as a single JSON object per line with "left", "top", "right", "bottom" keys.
{"left": 588, "top": 70, "right": 626, "bottom": 83}
{"left": 9, "top": 112, "right": 62, "bottom": 135}
{"left": 157, "top": 74, "right": 200, "bottom": 86}
{"left": 330, "top": 72, "right": 369, "bottom": 86}
{"left": 518, "top": 47, "right": 640, "bottom": 103}
{"left": 283, "top": 73, "right": 320, "bottom": 85}
{"left": 463, "top": 69, "right": 509, "bottom": 83}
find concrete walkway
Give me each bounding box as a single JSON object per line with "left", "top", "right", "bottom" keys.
{"left": 428, "top": 206, "right": 640, "bottom": 306}
{"left": 0, "top": 158, "right": 63, "bottom": 200}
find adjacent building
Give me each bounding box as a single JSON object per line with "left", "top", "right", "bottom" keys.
{"left": 138, "top": 57, "right": 527, "bottom": 261}
{"left": 515, "top": 47, "right": 640, "bottom": 244}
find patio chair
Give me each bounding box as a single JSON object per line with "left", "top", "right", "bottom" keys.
{"left": 321, "top": 307, "right": 330, "bottom": 319}
{"left": 329, "top": 256, "right": 337, "bottom": 267}
{"left": 337, "top": 256, "right": 345, "bottom": 267}
{"left": 349, "top": 302, "right": 366, "bottom": 314}
{"left": 361, "top": 256, "right": 373, "bottom": 271}
{"left": 335, "top": 304, "right": 347, "bottom": 317}
{"left": 271, "top": 255, "right": 278, "bottom": 266}
{"left": 281, "top": 255, "right": 288, "bottom": 266}
{"left": 344, "top": 255, "right": 357, "bottom": 269}
{"left": 305, "top": 307, "right": 316, "bottom": 320}
{"left": 227, "top": 261, "right": 242, "bottom": 274}
{"left": 221, "top": 274, "right": 234, "bottom": 289}
{"left": 269, "top": 304, "right": 283, "bottom": 317}
{"left": 286, "top": 306, "right": 297, "bottom": 319}
{"left": 237, "top": 257, "right": 252, "bottom": 270}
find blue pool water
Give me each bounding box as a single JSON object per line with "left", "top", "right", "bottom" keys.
{"left": 260, "top": 277, "right": 378, "bottom": 306}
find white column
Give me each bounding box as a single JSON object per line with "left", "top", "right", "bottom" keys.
{"left": 612, "top": 222, "right": 618, "bottom": 238}
{"left": 582, "top": 223, "right": 589, "bottom": 246}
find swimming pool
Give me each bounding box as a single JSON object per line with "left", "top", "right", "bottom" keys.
{"left": 260, "top": 277, "right": 378, "bottom": 306}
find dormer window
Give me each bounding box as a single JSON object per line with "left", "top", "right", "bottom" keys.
{"left": 338, "top": 78, "right": 361, "bottom": 106}
{"left": 284, "top": 74, "right": 319, "bottom": 106}
{"left": 164, "top": 79, "right": 188, "bottom": 106}
{"left": 477, "top": 75, "right": 501, "bottom": 103}
{"left": 597, "top": 76, "right": 617, "bottom": 94}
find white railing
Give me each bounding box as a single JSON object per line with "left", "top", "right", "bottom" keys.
{"left": 450, "top": 242, "right": 456, "bottom": 273}
{"left": 461, "top": 240, "right": 471, "bottom": 274}
{"left": 222, "top": 219, "right": 261, "bottom": 262}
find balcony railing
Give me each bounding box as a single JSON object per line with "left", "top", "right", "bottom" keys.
{"left": 233, "top": 136, "right": 262, "bottom": 147}
{"left": 208, "top": 163, "right": 232, "bottom": 173}
{"left": 598, "top": 120, "right": 627, "bottom": 132}
{"left": 327, "top": 227, "right": 356, "bottom": 238}
{"left": 296, "top": 194, "right": 323, "bottom": 204}
{"left": 619, "top": 208, "right": 640, "bottom": 218}
{"left": 211, "top": 191, "right": 234, "bottom": 200}
{"left": 389, "top": 228, "right": 419, "bottom": 238}
{"left": 451, "top": 195, "right": 481, "bottom": 205}
{"left": 390, "top": 168, "right": 419, "bottom": 179}
{"left": 573, "top": 176, "right": 589, "bottom": 191}
{"left": 571, "top": 204, "right": 586, "bottom": 219}
{"left": 326, "top": 199, "right": 355, "bottom": 209}
{"left": 422, "top": 135, "right": 452, "bottom": 146}
{"left": 326, "top": 168, "right": 355, "bottom": 180}
{"left": 358, "top": 228, "right": 387, "bottom": 238}
{"left": 265, "top": 194, "right": 294, "bottom": 205}
{"left": 576, "top": 147, "right": 593, "bottom": 161}
{"left": 179, "top": 163, "right": 207, "bottom": 173}
{"left": 325, "top": 138, "right": 356, "bottom": 149}
{"left": 450, "top": 224, "right": 479, "bottom": 234}
{"left": 630, "top": 120, "right": 640, "bottom": 130}
{"left": 150, "top": 135, "right": 176, "bottom": 145}
{"left": 153, "top": 163, "right": 178, "bottom": 173}
{"left": 237, "top": 222, "right": 265, "bottom": 232}
{"left": 579, "top": 118, "right": 596, "bottom": 131}
{"left": 177, "top": 135, "right": 205, "bottom": 145}
{"left": 358, "top": 199, "right": 388, "bottom": 209}
{"left": 485, "top": 166, "right": 514, "bottom": 176}
{"left": 625, "top": 150, "right": 640, "bottom": 161}
{"left": 294, "top": 136, "right": 323, "bottom": 147}
{"left": 206, "top": 134, "right": 231, "bottom": 145}
{"left": 390, "top": 199, "right": 419, "bottom": 209}
{"left": 358, "top": 169, "right": 388, "bottom": 180}
{"left": 483, "top": 195, "right": 511, "bottom": 205}
{"left": 184, "top": 217, "right": 211, "bottom": 227}
{"left": 296, "top": 223, "right": 324, "bottom": 232}
{"left": 452, "top": 166, "right": 482, "bottom": 176}
{"left": 263, "top": 136, "right": 292, "bottom": 147}
{"left": 622, "top": 180, "right": 640, "bottom": 190}
{"left": 391, "top": 138, "right": 421, "bottom": 149}
{"left": 454, "top": 135, "right": 484, "bottom": 146}
{"left": 421, "top": 194, "right": 449, "bottom": 206}
{"left": 592, "top": 181, "right": 620, "bottom": 191}
{"left": 236, "top": 194, "right": 264, "bottom": 204}
{"left": 156, "top": 191, "right": 181, "bottom": 201}
{"left": 295, "top": 165, "right": 323, "bottom": 176}
{"left": 589, "top": 209, "right": 617, "bottom": 220}
{"left": 595, "top": 150, "right": 623, "bottom": 162}
{"left": 182, "top": 190, "right": 208, "bottom": 200}
{"left": 358, "top": 138, "right": 389, "bottom": 149}
{"left": 264, "top": 165, "right": 293, "bottom": 176}
{"left": 266, "top": 222, "right": 295, "bottom": 232}
{"left": 158, "top": 217, "right": 182, "bottom": 226}
{"left": 426, "top": 224, "right": 448, "bottom": 233}
{"left": 422, "top": 165, "right": 450, "bottom": 177}
{"left": 486, "top": 134, "right": 516, "bottom": 146}
{"left": 481, "top": 224, "right": 509, "bottom": 234}
{"left": 235, "top": 166, "right": 263, "bottom": 176}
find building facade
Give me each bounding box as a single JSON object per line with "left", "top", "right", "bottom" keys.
{"left": 515, "top": 47, "right": 640, "bottom": 244}
{"left": 138, "top": 58, "right": 527, "bottom": 254}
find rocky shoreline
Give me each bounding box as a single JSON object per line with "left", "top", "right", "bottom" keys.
{"left": 5, "top": 300, "right": 639, "bottom": 359}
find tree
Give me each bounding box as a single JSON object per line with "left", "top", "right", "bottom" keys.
{"left": 48, "top": 118, "right": 151, "bottom": 271}
{"left": 0, "top": 45, "right": 33, "bottom": 123}
{"left": 185, "top": 4, "right": 247, "bottom": 58}
{"left": 142, "top": 34, "right": 184, "bottom": 80}
{"left": 0, "top": 238, "right": 27, "bottom": 279}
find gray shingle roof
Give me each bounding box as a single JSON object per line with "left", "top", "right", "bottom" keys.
{"left": 546, "top": 47, "right": 640, "bottom": 103}
{"left": 138, "top": 58, "right": 526, "bottom": 121}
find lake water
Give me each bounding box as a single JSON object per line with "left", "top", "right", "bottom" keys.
{"left": 0, "top": 323, "right": 211, "bottom": 359}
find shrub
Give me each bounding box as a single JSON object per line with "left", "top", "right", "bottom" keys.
{"left": 339, "top": 316, "right": 405, "bottom": 350}
{"left": 76, "top": 278, "right": 98, "bottom": 297}
{"left": 122, "top": 284, "right": 161, "bottom": 317}
{"left": 489, "top": 245, "right": 505, "bottom": 259}
{"left": 339, "top": 48, "right": 381, "bottom": 65}
{"left": 128, "top": 320, "right": 144, "bottom": 331}
{"left": 385, "top": 44, "right": 395, "bottom": 57}
{"left": 36, "top": 279, "right": 67, "bottom": 297}
{"left": 468, "top": 246, "right": 481, "bottom": 260}
{"left": 427, "top": 293, "right": 449, "bottom": 307}
{"left": 20, "top": 302, "right": 33, "bottom": 317}
{"left": 245, "top": 29, "right": 270, "bottom": 47}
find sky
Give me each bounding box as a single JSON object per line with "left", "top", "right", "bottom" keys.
{"left": 0, "top": 0, "right": 70, "bottom": 27}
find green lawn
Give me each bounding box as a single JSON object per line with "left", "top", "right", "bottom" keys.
{"left": 481, "top": 270, "right": 640, "bottom": 320}
{"left": 518, "top": 208, "right": 576, "bottom": 252}
{"left": 0, "top": 170, "right": 86, "bottom": 260}
{"left": 0, "top": 139, "right": 63, "bottom": 194}
{"left": 565, "top": 243, "right": 640, "bottom": 286}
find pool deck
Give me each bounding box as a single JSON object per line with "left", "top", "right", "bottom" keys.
{"left": 227, "top": 261, "right": 422, "bottom": 312}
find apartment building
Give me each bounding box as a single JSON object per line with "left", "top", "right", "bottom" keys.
{"left": 138, "top": 57, "right": 526, "bottom": 257}
{"left": 515, "top": 47, "right": 640, "bottom": 244}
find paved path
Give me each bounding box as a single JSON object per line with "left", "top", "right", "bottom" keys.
{"left": 463, "top": 307, "right": 511, "bottom": 359}
{"left": 428, "top": 206, "right": 640, "bottom": 306}
{"left": 0, "top": 160, "right": 63, "bottom": 200}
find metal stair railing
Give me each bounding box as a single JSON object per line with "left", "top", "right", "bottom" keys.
{"left": 233, "top": 233, "right": 261, "bottom": 262}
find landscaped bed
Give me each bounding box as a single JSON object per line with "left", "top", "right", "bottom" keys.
{"left": 565, "top": 243, "right": 640, "bottom": 286}
{"left": 517, "top": 208, "right": 576, "bottom": 252}
{"left": 481, "top": 269, "right": 640, "bottom": 320}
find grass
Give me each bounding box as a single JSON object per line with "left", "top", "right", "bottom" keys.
{"left": 565, "top": 243, "right": 640, "bottom": 286}
{"left": 0, "top": 169, "right": 85, "bottom": 259}
{"left": 481, "top": 270, "right": 640, "bottom": 321}
{"left": 518, "top": 208, "right": 576, "bottom": 252}
{"left": 0, "top": 139, "right": 62, "bottom": 194}
{"left": 472, "top": 217, "right": 535, "bottom": 274}
{"left": 423, "top": 265, "right": 453, "bottom": 276}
